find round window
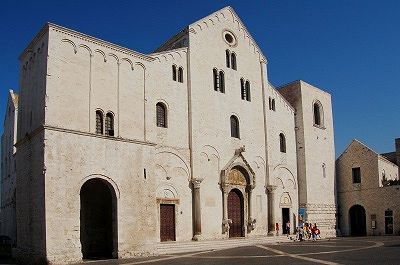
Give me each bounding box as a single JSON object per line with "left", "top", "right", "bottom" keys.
{"left": 223, "top": 30, "right": 237, "bottom": 46}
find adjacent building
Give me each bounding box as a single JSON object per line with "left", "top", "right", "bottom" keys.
{"left": 0, "top": 90, "right": 18, "bottom": 245}
{"left": 336, "top": 139, "right": 400, "bottom": 236}
{"left": 6, "top": 6, "right": 336, "bottom": 264}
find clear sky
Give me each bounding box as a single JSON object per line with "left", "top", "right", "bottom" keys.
{"left": 1, "top": 0, "right": 399, "bottom": 156}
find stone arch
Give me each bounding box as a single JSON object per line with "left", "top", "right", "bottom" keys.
{"left": 77, "top": 174, "right": 120, "bottom": 199}
{"left": 349, "top": 204, "right": 366, "bottom": 236}
{"left": 80, "top": 177, "right": 118, "bottom": 259}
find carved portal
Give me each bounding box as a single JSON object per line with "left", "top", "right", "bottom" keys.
{"left": 220, "top": 149, "right": 256, "bottom": 237}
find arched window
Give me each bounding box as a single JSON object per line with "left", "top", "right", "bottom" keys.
{"left": 313, "top": 101, "right": 323, "bottom": 126}
{"left": 95, "top": 110, "right": 103, "bottom": 135}
{"left": 322, "top": 163, "right": 326, "bottom": 178}
{"left": 219, "top": 71, "right": 225, "bottom": 93}
{"left": 279, "top": 133, "right": 286, "bottom": 153}
{"left": 178, "top": 67, "right": 183, "bottom": 83}
{"left": 172, "top": 65, "right": 177, "bottom": 81}
{"left": 269, "top": 97, "right": 272, "bottom": 110}
{"left": 245, "top": 80, "right": 251, "bottom": 101}
{"left": 241, "top": 78, "right": 245, "bottom": 100}
{"left": 156, "top": 103, "right": 167, "bottom": 128}
{"left": 230, "top": 115, "right": 240, "bottom": 138}
{"left": 105, "top": 112, "right": 114, "bottom": 136}
{"left": 231, "top": 52, "right": 237, "bottom": 70}
{"left": 226, "top": 49, "right": 230, "bottom": 68}
{"left": 213, "top": 68, "right": 219, "bottom": 91}
{"left": 272, "top": 99, "right": 276, "bottom": 111}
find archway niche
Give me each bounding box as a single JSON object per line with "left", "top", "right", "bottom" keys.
{"left": 349, "top": 204, "right": 366, "bottom": 236}
{"left": 80, "top": 178, "right": 118, "bottom": 259}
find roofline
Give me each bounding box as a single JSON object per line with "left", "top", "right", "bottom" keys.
{"left": 337, "top": 139, "right": 380, "bottom": 161}
{"left": 268, "top": 81, "right": 295, "bottom": 112}
{"left": 277, "top": 80, "right": 331, "bottom": 96}
{"left": 153, "top": 27, "right": 189, "bottom": 53}
{"left": 188, "top": 6, "right": 267, "bottom": 63}
{"left": 21, "top": 23, "right": 156, "bottom": 62}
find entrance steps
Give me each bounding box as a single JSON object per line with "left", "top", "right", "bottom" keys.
{"left": 156, "top": 235, "right": 290, "bottom": 255}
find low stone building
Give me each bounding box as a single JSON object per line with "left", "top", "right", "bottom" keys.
{"left": 6, "top": 6, "right": 336, "bottom": 264}
{"left": 336, "top": 139, "right": 400, "bottom": 236}
{"left": 0, "top": 90, "right": 18, "bottom": 245}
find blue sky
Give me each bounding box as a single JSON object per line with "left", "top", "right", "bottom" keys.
{"left": 1, "top": 0, "right": 399, "bottom": 156}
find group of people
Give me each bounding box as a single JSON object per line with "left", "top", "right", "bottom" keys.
{"left": 296, "top": 222, "right": 321, "bottom": 241}
{"left": 275, "top": 222, "right": 321, "bottom": 242}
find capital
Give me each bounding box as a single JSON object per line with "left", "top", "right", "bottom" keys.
{"left": 191, "top": 178, "right": 204, "bottom": 189}
{"left": 266, "top": 185, "right": 277, "bottom": 193}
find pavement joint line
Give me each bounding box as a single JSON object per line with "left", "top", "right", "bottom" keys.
{"left": 122, "top": 249, "right": 218, "bottom": 264}
{"left": 255, "top": 244, "right": 341, "bottom": 265}
{"left": 296, "top": 241, "right": 384, "bottom": 256}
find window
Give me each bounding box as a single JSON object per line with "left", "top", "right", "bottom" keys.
{"left": 178, "top": 67, "right": 183, "bottom": 83}
{"left": 219, "top": 71, "right": 225, "bottom": 93}
{"left": 105, "top": 112, "right": 114, "bottom": 136}
{"left": 213, "top": 68, "right": 219, "bottom": 91}
{"left": 245, "top": 81, "right": 251, "bottom": 101}
{"left": 313, "top": 101, "right": 323, "bottom": 126}
{"left": 269, "top": 97, "right": 272, "bottom": 110}
{"left": 156, "top": 103, "right": 167, "bottom": 128}
{"left": 172, "top": 65, "right": 177, "bottom": 81}
{"left": 352, "top": 167, "right": 361, "bottom": 183}
{"left": 385, "top": 209, "right": 393, "bottom": 234}
{"left": 226, "top": 50, "right": 230, "bottom": 68}
{"left": 272, "top": 99, "right": 276, "bottom": 111}
{"left": 279, "top": 133, "right": 286, "bottom": 153}
{"left": 322, "top": 164, "right": 326, "bottom": 178}
{"left": 231, "top": 52, "right": 237, "bottom": 70}
{"left": 230, "top": 115, "right": 240, "bottom": 138}
{"left": 241, "top": 79, "right": 246, "bottom": 100}
{"left": 96, "top": 110, "right": 103, "bottom": 134}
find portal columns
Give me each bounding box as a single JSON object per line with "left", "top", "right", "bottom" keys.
{"left": 266, "top": 185, "right": 277, "bottom": 235}
{"left": 191, "top": 178, "right": 203, "bottom": 240}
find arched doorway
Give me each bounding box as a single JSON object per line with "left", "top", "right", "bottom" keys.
{"left": 349, "top": 205, "right": 366, "bottom": 236}
{"left": 80, "top": 178, "right": 117, "bottom": 259}
{"left": 228, "top": 189, "right": 244, "bottom": 237}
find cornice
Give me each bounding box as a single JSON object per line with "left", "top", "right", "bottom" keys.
{"left": 48, "top": 23, "right": 154, "bottom": 62}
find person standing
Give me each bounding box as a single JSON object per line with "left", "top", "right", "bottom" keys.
{"left": 286, "top": 221, "right": 291, "bottom": 237}
{"left": 275, "top": 223, "right": 279, "bottom": 236}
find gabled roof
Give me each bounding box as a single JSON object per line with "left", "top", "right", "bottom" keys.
{"left": 337, "top": 139, "right": 397, "bottom": 166}
{"left": 156, "top": 6, "right": 267, "bottom": 62}
{"left": 188, "top": 6, "right": 267, "bottom": 63}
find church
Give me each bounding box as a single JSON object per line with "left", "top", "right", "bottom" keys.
{"left": 3, "top": 6, "right": 336, "bottom": 264}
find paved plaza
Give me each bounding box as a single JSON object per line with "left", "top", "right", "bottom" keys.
{"left": 63, "top": 236, "right": 400, "bottom": 265}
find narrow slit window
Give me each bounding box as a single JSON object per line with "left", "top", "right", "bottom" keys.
{"left": 219, "top": 71, "right": 225, "bottom": 93}
{"left": 178, "top": 67, "right": 183, "bottom": 83}
{"left": 231, "top": 53, "right": 237, "bottom": 70}
{"left": 213, "top": 68, "right": 219, "bottom": 91}
{"left": 230, "top": 115, "right": 240, "bottom": 138}
{"left": 226, "top": 50, "right": 230, "bottom": 68}
{"left": 156, "top": 103, "right": 167, "bottom": 128}
{"left": 105, "top": 112, "right": 114, "bottom": 136}
{"left": 279, "top": 133, "right": 286, "bottom": 153}
{"left": 245, "top": 81, "right": 251, "bottom": 101}
{"left": 95, "top": 110, "right": 103, "bottom": 135}
{"left": 172, "top": 65, "right": 177, "bottom": 81}
{"left": 241, "top": 78, "right": 246, "bottom": 100}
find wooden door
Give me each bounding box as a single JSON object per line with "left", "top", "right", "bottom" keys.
{"left": 160, "top": 204, "right": 175, "bottom": 241}
{"left": 228, "top": 189, "right": 243, "bottom": 237}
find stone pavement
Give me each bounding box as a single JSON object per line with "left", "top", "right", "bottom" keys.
{"left": 156, "top": 235, "right": 292, "bottom": 254}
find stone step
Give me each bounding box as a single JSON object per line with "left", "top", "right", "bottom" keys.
{"left": 156, "top": 236, "right": 290, "bottom": 254}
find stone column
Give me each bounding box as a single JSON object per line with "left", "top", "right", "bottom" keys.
{"left": 192, "top": 178, "right": 203, "bottom": 240}
{"left": 266, "top": 185, "right": 277, "bottom": 235}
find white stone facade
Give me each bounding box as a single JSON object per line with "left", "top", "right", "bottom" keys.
{"left": 0, "top": 90, "right": 18, "bottom": 245}
{"left": 337, "top": 139, "right": 400, "bottom": 236}
{"left": 10, "top": 6, "right": 336, "bottom": 264}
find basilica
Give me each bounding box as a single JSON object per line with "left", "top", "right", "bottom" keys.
{"left": 1, "top": 6, "right": 336, "bottom": 264}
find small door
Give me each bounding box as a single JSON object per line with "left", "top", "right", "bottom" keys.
{"left": 228, "top": 189, "right": 244, "bottom": 237}
{"left": 282, "top": 208, "right": 290, "bottom": 234}
{"left": 160, "top": 204, "right": 175, "bottom": 241}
